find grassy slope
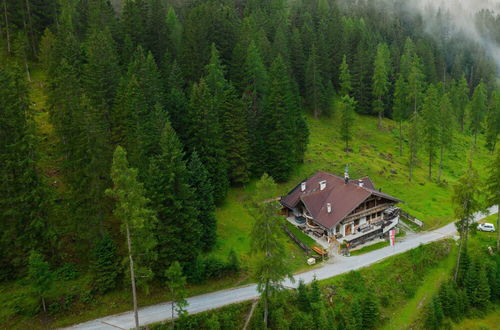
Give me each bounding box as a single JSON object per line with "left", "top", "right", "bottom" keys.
{"left": 382, "top": 247, "right": 456, "bottom": 329}
{"left": 211, "top": 113, "right": 492, "bottom": 269}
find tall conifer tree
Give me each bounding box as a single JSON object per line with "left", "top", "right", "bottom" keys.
{"left": 145, "top": 121, "right": 201, "bottom": 270}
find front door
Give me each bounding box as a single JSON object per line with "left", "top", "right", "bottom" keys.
{"left": 345, "top": 224, "right": 352, "bottom": 236}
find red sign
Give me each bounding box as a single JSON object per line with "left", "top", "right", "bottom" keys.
{"left": 390, "top": 229, "right": 396, "bottom": 247}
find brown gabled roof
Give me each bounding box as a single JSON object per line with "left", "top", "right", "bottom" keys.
{"left": 281, "top": 171, "right": 401, "bottom": 229}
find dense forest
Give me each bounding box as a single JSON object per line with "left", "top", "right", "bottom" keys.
{"left": 1, "top": 0, "right": 500, "bottom": 323}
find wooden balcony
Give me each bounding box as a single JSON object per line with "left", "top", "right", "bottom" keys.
{"left": 343, "top": 204, "right": 389, "bottom": 223}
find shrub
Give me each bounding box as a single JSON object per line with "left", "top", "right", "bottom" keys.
{"left": 55, "top": 263, "right": 79, "bottom": 281}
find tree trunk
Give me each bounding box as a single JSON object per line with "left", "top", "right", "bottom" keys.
{"left": 428, "top": 152, "right": 432, "bottom": 181}
{"left": 399, "top": 121, "right": 403, "bottom": 156}
{"left": 438, "top": 145, "right": 444, "bottom": 183}
{"left": 171, "top": 293, "right": 175, "bottom": 329}
{"left": 126, "top": 223, "right": 140, "bottom": 330}
{"left": 497, "top": 210, "right": 499, "bottom": 252}
{"left": 3, "top": 0, "right": 10, "bottom": 53}
{"left": 263, "top": 286, "right": 268, "bottom": 329}
{"left": 409, "top": 156, "right": 413, "bottom": 182}
{"left": 42, "top": 296, "right": 46, "bottom": 313}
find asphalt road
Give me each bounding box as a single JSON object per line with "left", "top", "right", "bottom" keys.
{"left": 67, "top": 206, "right": 498, "bottom": 330}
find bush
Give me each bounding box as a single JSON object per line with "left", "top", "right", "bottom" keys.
{"left": 185, "top": 252, "right": 241, "bottom": 284}
{"left": 55, "top": 263, "right": 79, "bottom": 281}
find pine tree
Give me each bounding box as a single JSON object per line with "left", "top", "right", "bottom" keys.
{"left": 372, "top": 43, "right": 391, "bottom": 128}
{"left": 469, "top": 82, "right": 487, "bottom": 144}
{"left": 0, "top": 65, "right": 49, "bottom": 280}
{"left": 437, "top": 93, "right": 454, "bottom": 182}
{"left": 421, "top": 84, "right": 440, "bottom": 181}
{"left": 250, "top": 174, "right": 293, "bottom": 327}
{"left": 165, "top": 261, "right": 188, "bottom": 327}
{"left": 106, "top": 146, "right": 158, "bottom": 329}
{"left": 91, "top": 231, "right": 120, "bottom": 294}
{"left": 305, "top": 43, "right": 327, "bottom": 118}
{"left": 485, "top": 146, "right": 500, "bottom": 251}
{"left": 145, "top": 121, "right": 201, "bottom": 270}
{"left": 27, "top": 251, "right": 53, "bottom": 313}
{"left": 188, "top": 151, "right": 217, "bottom": 251}
{"left": 339, "top": 55, "right": 352, "bottom": 96}
{"left": 339, "top": 95, "right": 356, "bottom": 153}
{"left": 186, "top": 79, "right": 229, "bottom": 204}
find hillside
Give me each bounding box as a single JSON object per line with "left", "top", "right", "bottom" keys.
{"left": 210, "top": 112, "right": 493, "bottom": 266}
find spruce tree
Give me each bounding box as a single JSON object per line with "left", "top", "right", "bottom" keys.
{"left": 485, "top": 90, "right": 500, "bottom": 152}
{"left": 407, "top": 56, "right": 425, "bottom": 113}
{"left": 362, "top": 291, "right": 379, "bottom": 329}
{"left": 91, "top": 231, "right": 120, "bottom": 294}
{"left": 473, "top": 265, "right": 490, "bottom": 309}
{"left": 250, "top": 174, "right": 293, "bottom": 327}
{"left": 262, "top": 56, "right": 297, "bottom": 182}
{"left": 83, "top": 26, "right": 119, "bottom": 112}
{"left": 421, "top": 84, "right": 440, "bottom": 181}
{"left": 451, "top": 75, "right": 469, "bottom": 132}
{"left": 469, "top": 82, "right": 487, "bottom": 144}
{"left": 393, "top": 74, "right": 409, "bottom": 156}
{"left": 221, "top": 84, "right": 251, "bottom": 185}
{"left": 145, "top": 121, "right": 201, "bottom": 270}
{"left": 485, "top": 146, "right": 500, "bottom": 251}
{"left": 188, "top": 151, "right": 217, "bottom": 251}
{"left": 305, "top": 43, "right": 327, "bottom": 118}
{"left": 164, "top": 60, "right": 188, "bottom": 143}
{"left": 165, "top": 261, "right": 188, "bottom": 326}
{"left": 296, "top": 279, "right": 311, "bottom": 311}
{"left": 27, "top": 251, "right": 53, "bottom": 313}
{"left": 452, "top": 161, "right": 482, "bottom": 282}
{"left": 407, "top": 110, "right": 421, "bottom": 181}
{"left": 339, "top": 55, "right": 352, "bottom": 96}
{"left": 437, "top": 92, "right": 454, "bottom": 182}
{"left": 242, "top": 41, "right": 268, "bottom": 177}
{"left": 339, "top": 95, "right": 356, "bottom": 154}
{"left": 372, "top": 43, "right": 391, "bottom": 128}
{"left": 0, "top": 65, "right": 49, "bottom": 280}
{"left": 186, "top": 79, "right": 229, "bottom": 204}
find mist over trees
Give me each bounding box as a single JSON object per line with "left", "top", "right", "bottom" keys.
{"left": 1, "top": 0, "right": 499, "bottom": 317}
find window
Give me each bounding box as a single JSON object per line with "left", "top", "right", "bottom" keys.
{"left": 354, "top": 219, "right": 360, "bottom": 226}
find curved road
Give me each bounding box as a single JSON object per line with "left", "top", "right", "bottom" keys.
{"left": 67, "top": 206, "right": 497, "bottom": 330}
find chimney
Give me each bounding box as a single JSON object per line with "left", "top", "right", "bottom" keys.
{"left": 301, "top": 182, "right": 306, "bottom": 192}
{"left": 319, "top": 180, "right": 326, "bottom": 191}
{"left": 344, "top": 165, "right": 349, "bottom": 184}
{"left": 358, "top": 180, "right": 364, "bottom": 188}
{"left": 327, "top": 203, "right": 332, "bottom": 213}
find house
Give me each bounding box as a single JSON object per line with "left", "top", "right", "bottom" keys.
{"left": 280, "top": 170, "right": 402, "bottom": 248}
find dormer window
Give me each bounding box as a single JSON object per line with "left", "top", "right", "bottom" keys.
{"left": 319, "top": 180, "right": 327, "bottom": 191}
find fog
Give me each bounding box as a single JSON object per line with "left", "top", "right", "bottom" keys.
{"left": 410, "top": 0, "right": 500, "bottom": 71}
